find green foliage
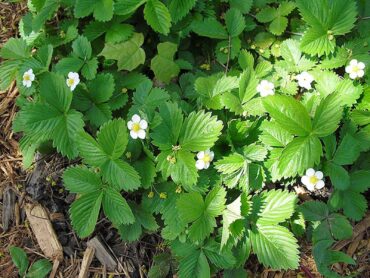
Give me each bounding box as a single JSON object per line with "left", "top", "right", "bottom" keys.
{"left": 5, "top": 0, "right": 369, "bottom": 276}
{"left": 9, "top": 246, "right": 52, "bottom": 278}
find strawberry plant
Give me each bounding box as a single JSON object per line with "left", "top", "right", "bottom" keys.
{"left": 2, "top": 0, "right": 369, "bottom": 277}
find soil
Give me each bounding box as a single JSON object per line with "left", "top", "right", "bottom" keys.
{"left": 0, "top": 2, "right": 369, "bottom": 278}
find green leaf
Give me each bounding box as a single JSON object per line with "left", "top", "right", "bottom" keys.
{"left": 243, "top": 144, "right": 268, "bottom": 162}
{"left": 179, "top": 110, "right": 223, "bottom": 151}
{"left": 144, "top": 0, "right": 172, "bottom": 35}
{"left": 203, "top": 239, "right": 236, "bottom": 268}
{"left": 129, "top": 82, "right": 170, "bottom": 119}
{"left": 9, "top": 246, "right": 29, "bottom": 276}
{"left": 333, "top": 134, "right": 361, "bottom": 166}
{"left": 75, "top": 0, "right": 113, "bottom": 21}
{"left": 225, "top": 8, "right": 245, "bottom": 37}
{"left": 168, "top": 0, "right": 197, "bottom": 23}
{"left": 299, "top": 201, "right": 329, "bottom": 221}
{"left": 70, "top": 190, "right": 103, "bottom": 238}
{"left": 328, "top": 214, "right": 352, "bottom": 240}
{"left": 94, "top": 0, "right": 114, "bottom": 21}
{"left": 259, "top": 120, "right": 293, "bottom": 147}
{"left": 342, "top": 191, "right": 367, "bottom": 221}
{"left": 312, "top": 93, "right": 343, "bottom": 137}
{"left": 26, "top": 259, "right": 52, "bottom": 278}
{"left": 192, "top": 18, "right": 228, "bottom": 39}
{"left": 151, "top": 42, "right": 180, "bottom": 83}
{"left": 177, "top": 187, "right": 226, "bottom": 242}
{"left": 77, "top": 120, "right": 140, "bottom": 191}
{"left": 39, "top": 72, "right": 72, "bottom": 113}
{"left": 350, "top": 170, "right": 370, "bottom": 193}
{"left": 55, "top": 57, "right": 84, "bottom": 75}
{"left": 326, "top": 162, "right": 351, "bottom": 192}
{"left": 278, "top": 136, "right": 322, "bottom": 178}
{"left": 214, "top": 153, "right": 247, "bottom": 189}
{"left": 100, "top": 33, "right": 146, "bottom": 71}
{"left": 114, "top": 0, "right": 146, "bottom": 15}
{"left": 178, "top": 250, "right": 210, "bottom": 278}
{"left": 151, "top": 102, "right": 183, "bottom": 150}
{"left": 97, "top": 119, "right": 128, "bottom": 159}
{"left": 250, "top": 225, "right": 299, "bottom": 270}
{"left": 105, "top": 23, "right": 134, "bottom": 44}
{"left": 0, "top": 38, "right": 30, "bottom": 59}
{"left": 263, "top": 95, "right": 312, "bottom": 136}
{"left": 63, "top": 166, "right": 102, "bottom": 194}
{"left": 72, "top": 35, "right": 92, "bottom": 60}
{"left": 221, "top": 196, "right": 243, "bottom": 248}
{"left": 256, "top": 190, "right": 297, "bottom": 225}
{"left": 296, "top": 0, "right": 357, "bottom": 56}
{"left": 102, "top": 187, "right": 135, "bottom": 225}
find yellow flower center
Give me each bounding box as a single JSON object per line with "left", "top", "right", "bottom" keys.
{"left": 24, "top": 75, "right": 30, "bottom": 81}
{"left": 263, "top": 85, "right": 271, "bottom": 91}
{"left": 67, "top": 78, "right": 75, "bottom": 86}
{"left": 309, "top": 176, "right": 319, "bottom": 184}
{"left": 203, "top": 154, "right": 211, "bottom": 163}
{"left": 132, "top": 123, "right": 141, "bottom": 132}
{"left": 352, "top": 65, "right": 359, "bottom": 72}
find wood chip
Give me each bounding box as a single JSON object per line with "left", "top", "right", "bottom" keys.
{"left": 2, "top": 186, "right": 15, "bottom": 232}
{"left": 25, "top": 203, "right": 63, "bottom": 261}
{"left": 78, "top": 246, "right": 95, "bottom": 278}
{"left": 87, "top": 236, "right": 117, "bottom": 271}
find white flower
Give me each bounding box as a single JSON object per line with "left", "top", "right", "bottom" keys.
{"left": 296, "top": 71, "right": 314, "bottom": 90}
{"left": 195, "top": 150, "right": 214, "bottom": 170}
{"left": 345, "top": 59, "right": 365, "bottom": 80}
{"left": 22, "top": 69, "right": 35, "bottom": 88}
{"left": 257, "top": 80, "right": 274, "bottom": 97}
{"left": 301, "top": 168, "right": 325, "bottom": 192}
{"left": 127, "top": 114, "right": 148, "bottom": 139}
{"left": 66, "top": 72, "right": 80, "bottom": 91}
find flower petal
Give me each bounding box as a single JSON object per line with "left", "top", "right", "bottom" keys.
{"left": 127, "top": 121, "right": 133, "bottom": 129}
{"left": 349, "top": 72, "right": 357, "bottom": 79}
{"left": 350, "top": 59, "right": 358, "bottom": 66}
{"left": 315, "top": 171, "right": 323, "bottom": 179}
{"left": 306, "top": 183, "right": 315, "bottom": 192}
{"left": 130, "top": 130, "right": 138, "bottom": 139}
{"left": 197, "top": 151, "right": 205, "bottom": 159}
{"left": 358, "top": 62, "right": 365, "bottom": 70}
{"left": 139, "top": 120, "right": 148, "bottom": 129}
{"left": 358, "top": 70, "right": 364, "bottom": 78}
{"left": 301, "top": 176, "right": 310, "bottom": 186}
{"left": 316, "top": 180, "right": 325, "bottom": 189}
{"left": 196, "top": 160, "right": 205, "bottom": 170}
{"left": 306, "top": 168, "right": 315, "bottom": 176}
{"left": 204, "top": 162, "right": 210, "bottom": 169}
{"left": 137, "top": 129, "right": 146, "bottom": 139}
{"left": 132, "top": 114, "right": 141, "bottom": 123}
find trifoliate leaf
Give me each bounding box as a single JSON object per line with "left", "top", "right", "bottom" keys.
{"left": 100, "top": 33, "right": 146, "bottom": 71}
{"left": 296, "top": 0, "right": 357, "bottom": 56}
{"left": 177, "top": 186, "right": 226, "bottom": 242}
{"left": 203, "top": 239, "right": 236, "bottom": 268}
{"left": 325, "top": 161, "right": 350, "bottom": 191}
{"left": 105, "top": 23, "right": 134, "bottom": 44}
{"left": 75, "top": 0, "right": 113, "bottom": 22}
{"left": 72, "top": 35, "right": 92, "bottom": 60}
{"left": 333, "top": 134, "right": 361, "bottom": 166}
{"left": 328, "top": 214, "right": 352, "bottom": 240}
